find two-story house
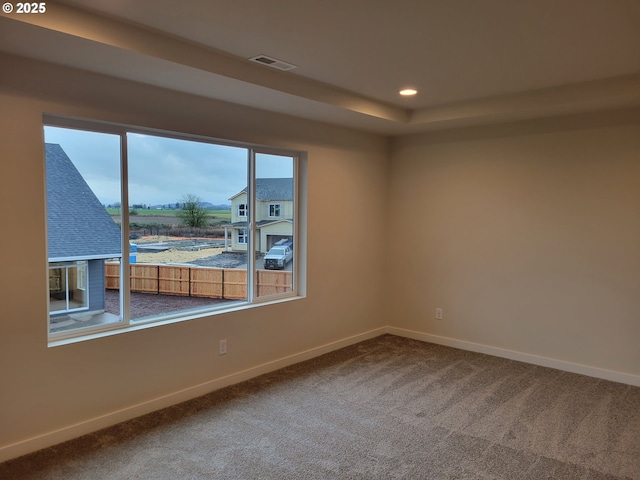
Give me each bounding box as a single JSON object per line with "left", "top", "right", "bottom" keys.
{"left": 229, "top": 178, "right": 293, "bottom": 253}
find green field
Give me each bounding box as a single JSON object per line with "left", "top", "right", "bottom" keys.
{"left": 107, "top": 208, "right": 231, "bottom": 223}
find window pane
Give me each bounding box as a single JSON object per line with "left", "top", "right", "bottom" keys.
{"left": 44, "top": 127, "right": 123, "bottom": 334}
{"left": 127, "top": 134, "right": 248, "bottom": 321}
{"left": 255, "top": 153, "right": 294, "bottom": 298}
{"left": 68, "top": 262, "right": 89, "bottom": 310}
{"left": 48, "top": 266, "right": 67, "bottom": 313}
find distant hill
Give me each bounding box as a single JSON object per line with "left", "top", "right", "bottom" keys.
{"left": 201, "top": 202, "right": 231, "bottom": 210}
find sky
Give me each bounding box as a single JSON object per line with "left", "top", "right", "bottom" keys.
{"left": 44, "top": 126, "right": 293, "bottom": 206}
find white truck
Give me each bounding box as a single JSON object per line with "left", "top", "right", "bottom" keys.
{"left": 263, "top": 241, "right": 293, "bottom": 270}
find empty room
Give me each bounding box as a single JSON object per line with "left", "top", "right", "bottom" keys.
{"left": 0, "top": 1, "right": 638, "bottom": 478}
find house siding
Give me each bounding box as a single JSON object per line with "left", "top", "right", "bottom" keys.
{"left": 259, "top": 221, "right": 293, "bottom": 252}
{"left": 231, "top": 193, "right": 248, "bottom": 224}
{"left": 88, "top": 260, "right": 106, "bottom": 312}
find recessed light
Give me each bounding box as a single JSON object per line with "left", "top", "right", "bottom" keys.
{"left": 399, "top": 88, "right": 418, "bottom": 96}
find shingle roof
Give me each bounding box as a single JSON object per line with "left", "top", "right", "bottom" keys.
{"left": 256, "top": 178, "right": 293, "bottom": 201}
{"left": 230, "top": 178, "right": 293, "bottom": 201}
{"left": 46, "top": 143, "right": 122, "bottom": 260}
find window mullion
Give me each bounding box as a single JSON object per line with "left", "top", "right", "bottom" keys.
{"left": 120, "top": 133, "right": 131, "bottom": 324}
{"left": 292, "top": 156, "right": 298, "bottom": 296}
{"left": 65, "top": 266, "right": 70, "bottom": 311}
{"left": 246, "top": 149, "right": 256, "bottom": 302}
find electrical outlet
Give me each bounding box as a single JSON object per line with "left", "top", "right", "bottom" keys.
{"left": 435, "top": 308, "right": 443, "bottom": 320}
{"left": 219, "top": 339, "right": 227, "bottom": 355}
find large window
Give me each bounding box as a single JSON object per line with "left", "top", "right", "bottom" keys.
{"left": 44, "top": 118, "right": 303, "bottom": 341}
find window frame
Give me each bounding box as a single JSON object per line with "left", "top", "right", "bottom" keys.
{"left": 268, "top": 203, "right": 282, "bottom": 218}
{"left": 237, "top": 203, "right": 247, "bottom": 218}
{"left": 44, "top": 115, "right": 305, "bottom": 345}
{"left": 48, "top": 261, "right": 90, "bottom": 314}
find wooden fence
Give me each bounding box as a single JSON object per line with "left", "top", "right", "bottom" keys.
{"left": 105, "top": 263, "right": 292, "bottom": 299}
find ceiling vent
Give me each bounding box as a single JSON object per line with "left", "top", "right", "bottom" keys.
{"left": 248, "top": 55, "right": 297, "bottom": 71}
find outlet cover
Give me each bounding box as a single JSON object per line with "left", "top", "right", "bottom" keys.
{"left": 219, "top": 339, "right": 227, "bottom": 355}
{"left": 435, "top": 308, "right": 443, "bottom": 320}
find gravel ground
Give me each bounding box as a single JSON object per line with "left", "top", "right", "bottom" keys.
{"left": 105, "top": 289, "right": 235, "bottom": 319}
{"left": 191, "top": 252, "right": 247, "bottom": 268}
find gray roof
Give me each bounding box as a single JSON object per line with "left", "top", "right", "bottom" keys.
{"left": 231, "top": 178, "right": 293, "bottom": 201}
{"left": 46, "top": 143, "right": 122, "bottom": 260}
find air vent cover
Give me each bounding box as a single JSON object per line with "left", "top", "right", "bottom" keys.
{"left": 248, "top": 55, "right": 297, "bottom": 71}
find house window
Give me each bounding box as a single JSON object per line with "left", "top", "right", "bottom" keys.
{"left": 49, "top": 261, "right": 89, "bottom": 314}
{"left": 44, "top": 118, "right": 304, "bottom": 342}
{"left": 269, "top": 203, "right": 281, "bottom": 217}
{"left": 77, "top": 266, "right": 87, "bottom": 291}
{"left": 238, "top": 203, "right": 247, "bottom": 217}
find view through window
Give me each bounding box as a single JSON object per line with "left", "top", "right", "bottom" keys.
{"left": 45, "top": 122, "right": 299, "bottom": 338}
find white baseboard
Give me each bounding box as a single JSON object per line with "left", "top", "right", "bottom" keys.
{"left": 386, "top": 327, "right": 640, "bottom": 387}
{"left": 0, "top": 327, "right": 386, "bottom": 463}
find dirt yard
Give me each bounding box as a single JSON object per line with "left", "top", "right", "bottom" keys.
{"left": 126, "top": 235, "right": 251, "bottom": 268}
{"left": 133, "top": 235, "right": 225, "bottom": 264}
{"left": 135, "top": 247, "right": 224, "bottom": 264}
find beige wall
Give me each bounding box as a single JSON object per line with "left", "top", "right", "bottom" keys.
{"left": 0, "top": 53, "right": 389, "bottom": 456}
{"left": 1, "top": 50, "right": 639, "bottom": 460}
{"left": 387, "top": 114, "right": 640, "bottom": 377}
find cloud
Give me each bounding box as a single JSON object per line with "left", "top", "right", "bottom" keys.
{"left": 45, "top": 127, "right": 294, "bottom": 206}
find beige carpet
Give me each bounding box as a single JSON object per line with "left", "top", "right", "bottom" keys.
{"left": 2, "top": 335, "right": 639, "bottom": 479}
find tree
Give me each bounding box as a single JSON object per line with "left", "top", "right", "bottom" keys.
{"left": 177, "top": 194, "right": 208, "bottom": 228}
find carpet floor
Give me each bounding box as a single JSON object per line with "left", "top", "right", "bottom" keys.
{"left": 1, "top": 335, "right": 638, "bottom": 479}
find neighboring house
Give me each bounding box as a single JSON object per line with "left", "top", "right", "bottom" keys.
{"left": 229, "top": 178, "right": 293, "bottom": 253}
{"left": 46, "top": 143, "right": 122, "bottom": 317}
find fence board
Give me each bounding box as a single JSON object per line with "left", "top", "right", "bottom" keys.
{"left": 106, "top": 264, "right": 291, "bottom": 300}
{"left": 223, "top": 269, "right": 247, "bottom": 300}
{"left": 190, "top": 268, "right": 223, "bottom": 298}
{"left": 257, "top": 270, "right": 293, "bottom": 297}
{"left": 105, "top": 262, "right": 120, "bottom": 290}
{"left": 159, "top": 265, "right": 190, "bottom": 296}
{"left": 130, "top": 264, "right": 159, "bottom": 293}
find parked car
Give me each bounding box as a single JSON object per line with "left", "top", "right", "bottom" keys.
{"left": 263, "top": 241, "right": 293, "bottom": 269}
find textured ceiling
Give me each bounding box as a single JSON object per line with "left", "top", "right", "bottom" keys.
{"left": 1, "top": 0, "right": 639, "bottom": 134}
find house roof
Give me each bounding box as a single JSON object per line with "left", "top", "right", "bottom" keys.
{"left": 46, "top": 143, "right": 122, "bottom": 261}
{"left": 229, "top": 178, "right": 293, "bottom": 202}
{"left": 231, "top": 219, "right": 292, "bottom": 228}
